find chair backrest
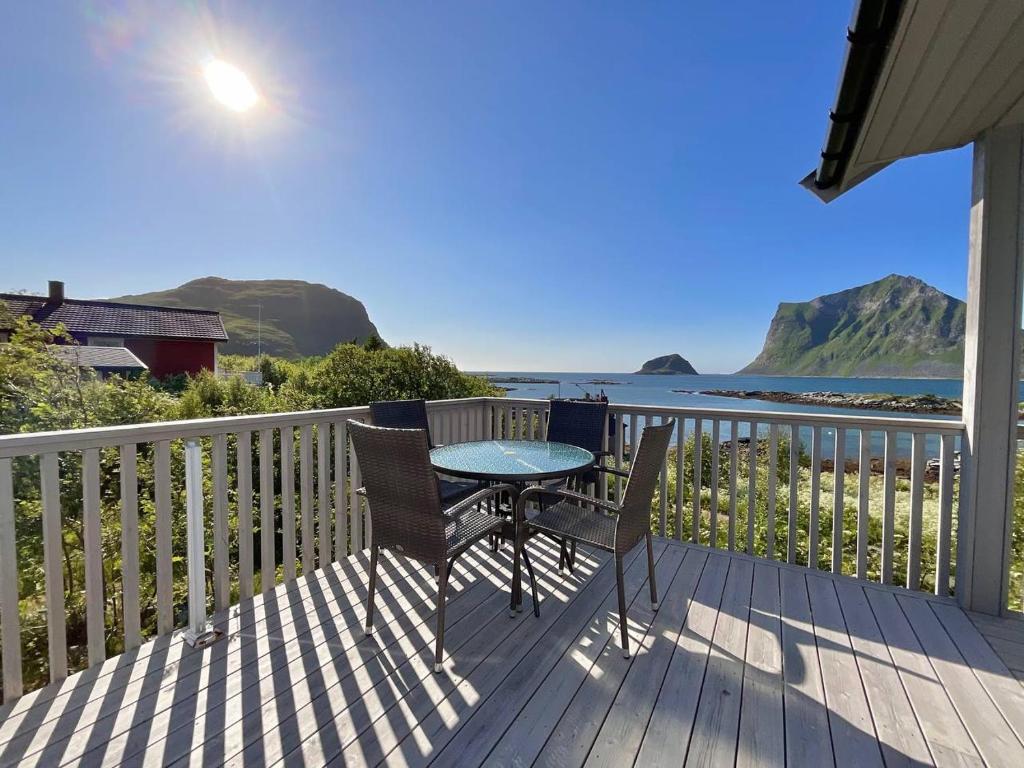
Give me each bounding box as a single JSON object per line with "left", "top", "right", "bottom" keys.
{"left": 617, "top": 419, "right": 675, "bottom": 551}
{"left": 545, "top": 399, "right": 608, "bottom": 453}
{"left": 347, "top": 420, "right": 446, "bottom": 561}
{"left": 369, "top": 399, "right": 435, "bottom": 448}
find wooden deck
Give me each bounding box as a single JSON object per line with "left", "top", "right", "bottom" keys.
{"left": 1, "top": 537, "right": 1023, "bottom": 767}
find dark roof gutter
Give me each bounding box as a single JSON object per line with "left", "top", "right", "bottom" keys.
{"left": 812, "top": 0, "right": 904, "bottom": 192}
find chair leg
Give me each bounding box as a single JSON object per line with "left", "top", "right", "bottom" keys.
{"left": 434, "top": 560, "right": 450, "bottom": 673}
{"left": 615, "top": 554, "right": 630, "bottom": 658}
{"left": 511, "top": 531, "right": 523, "bottom": 616}
{"left": 365, "top": 545, "right": 379, "bottom": 635}
{"left": 567, "top": 540, "right": 577, "bottom": 574}
{"left": 521, "top": 547, "right": 539, "bottom": 615}
{"left": 646, "top": 532, "right": 659, "bottom": 611}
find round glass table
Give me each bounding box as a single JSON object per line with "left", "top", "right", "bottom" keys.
{"left": 430, "top": 440, "right": 595, "bottom": 612}
{"left": 429, "top": 439, "right": 596, "bottom": 483}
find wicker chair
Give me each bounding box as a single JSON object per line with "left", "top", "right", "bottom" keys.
{"left": 369, "top": 398, "right": 477, "bottom": 502}
{"left": 349, "top": 420, "right": 513, "bottom": 673}
{"left": 515, "top": 419, "right": 674, "bottom": 658}
{"left": 541, "top": 399, "right": 610, "bottom": 572}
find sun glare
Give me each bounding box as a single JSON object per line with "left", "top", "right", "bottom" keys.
{"left": 203, "top": 59, "right": 259, "bottom": 112}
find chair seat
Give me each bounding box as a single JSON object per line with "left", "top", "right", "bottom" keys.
{"left": 527, "top": 500, "right": 618, "bottom": 551}
{"left": 439, "top": 478, "right": 479, "bottom": 502}
{"left": 442, "top": 506, "right": 504, "bottom": 555}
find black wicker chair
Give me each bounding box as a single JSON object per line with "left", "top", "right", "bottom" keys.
{"left": 349, "top": 420, "right": 513, "bottom": 673}
{"left": 515, "top": 419, "right": 674, "bottom": 658}
{"left": 369, "top": 398, "right": 478, "bottom": 502}
{"left": 540, "top": 399, "right": 611, "bottom": 572}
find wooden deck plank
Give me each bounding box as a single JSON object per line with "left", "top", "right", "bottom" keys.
{"left": 440, "top": 543, "right": 689, "bottom": 768}
{"left": 10, "top": 547, "right": 511, "bottom": 768}
{"left": 931, "top": 603, "right": 1024, "bottom": 744}
{"left": 832, "top": 581, "right": 933, "bottom": 768}
{"left": 632, "top": 552, "right": 731, "bottom": 767}
{"left": 277, "top": 542, "right": 613, "bottom": 767}
{"left": 865, "top": 589, "right": 983, "bottom": 767}
{"left": 806, "top": 574, "right": 883, "bottom": 768}
{"left": 4, "top": 538, "right": 1024, "bottom": 768}
{"left": 0, "top": 545, "right": 409, "bottom": 761}
{"left": 528, "top": 544, "right": 686, "bottom": 768}
{"left": 483, "top": 546, "right": 697, "bottom": 768}
{"left": 583, "top": 549, "right": 708, "bottom": 768}
{"left": 896, "top": 595, "right": 1024, "bottom": 767}
{"left": 363, "top": 544, "right": 654, "bottom": 768}
{"left": 683, "top": 556, "right": 754, "bottom": 768}
{"left": 779, "top": 568, "right": 835, "bottom": 767}
{"left": 736, "top": 562, "right": 784, "bottom": 768}
{"left": 171, "top": 543, "right": 579, "bottom": 768}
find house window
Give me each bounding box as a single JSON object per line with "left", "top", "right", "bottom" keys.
{"left": 0, "top": 331, "right": 9, "bottom": 344}
{"left": 87, "top": 336, "right": 126, "bottom": 347}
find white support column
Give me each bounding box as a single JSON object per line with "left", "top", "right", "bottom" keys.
{"left": 959, "top": 125, "right": 1024, "bottom": 615}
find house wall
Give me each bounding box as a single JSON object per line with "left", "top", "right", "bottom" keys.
{"left": 124, "top": 338, "right": 216, "bottom": 379}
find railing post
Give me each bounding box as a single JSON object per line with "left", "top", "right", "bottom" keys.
{"left": 184, "top": 439, "right": 219, "bottom": 647}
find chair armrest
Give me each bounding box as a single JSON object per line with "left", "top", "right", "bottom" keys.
{"left": 517, "top": 485, "right": 621, "bottom": 517}
{"left": 445, "top": 483, "right": 517, "bottom": 517}
{"left": 594, "top": 465, "right": 629, "bottom": 479}
{"left": 592, "top": 450, "right": 613, "bottom": 459}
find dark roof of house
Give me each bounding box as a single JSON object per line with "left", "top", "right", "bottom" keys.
{"left": 48, "top": 345, "right": 148, "bottom": 370}
{"left": 0, "top": 294, "right": 228, "bottom": 341}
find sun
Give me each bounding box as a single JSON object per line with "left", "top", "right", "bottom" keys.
{"left": 202, "top": 59, "right": 259, "bottom": 113}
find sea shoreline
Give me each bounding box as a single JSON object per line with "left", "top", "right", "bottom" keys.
{"left": 673, "top": 389, "right": 963, "bottom": 415}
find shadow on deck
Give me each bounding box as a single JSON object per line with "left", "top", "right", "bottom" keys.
{"left": 0, "top": 536, "right": 1022, "bottom": 767}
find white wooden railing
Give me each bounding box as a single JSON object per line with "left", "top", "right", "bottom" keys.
{"left": 0, "top": 395, "right": 969, "bottom": 701}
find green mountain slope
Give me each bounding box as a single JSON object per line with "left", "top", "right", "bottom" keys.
{"left": 113, "top": 277, "right": 381, "bottom": 358}
{"left": 739, "top": 275, "right": 966, "bottom": 377}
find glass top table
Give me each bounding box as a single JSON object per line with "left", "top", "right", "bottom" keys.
{"left": 429, "top": 440, "right": 595, "bottom": 483}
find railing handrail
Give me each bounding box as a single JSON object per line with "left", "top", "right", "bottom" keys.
{"left": 0, "top": 397, "right": 490, "bottom": 458}
{"left": 484, "top": 396, "right": 966, "bottom": 435}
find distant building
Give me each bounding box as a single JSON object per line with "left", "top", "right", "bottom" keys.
{"left": 0, "top": 281, "right": 228, "bottom": 379}
{"left": 47, "top": 344, "right": 148, "bottom": 380}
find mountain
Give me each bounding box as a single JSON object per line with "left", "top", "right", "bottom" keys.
{"left": 635, "top": 354, "right": 699, "bottom": 375}
{"left": 113, "top": 277, "right": 381, "bottom": 358}
{"left": 739, "top": 274, "right": 966, "bottom": 377}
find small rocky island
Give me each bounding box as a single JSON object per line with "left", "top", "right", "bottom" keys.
{"left": 635, "top": 354, "right": 698, "bottom": 375}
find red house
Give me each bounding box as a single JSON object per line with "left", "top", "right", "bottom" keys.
{"left": 0, "top": 281, "right": 228, "bottom": 379}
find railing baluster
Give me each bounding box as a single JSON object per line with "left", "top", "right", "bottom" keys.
{"left": 728, "top": 420, "right": 738, "bottom": 551}
{"left": 808, "top": 426, "right": 822, "bottom": 569}
{"left": 82, "top": 448, "right": 104, "bottom": 666}
{"left": 936, "top": 434, "right": 955, "bottom": 596}
{"left": 766, "top": 424, "right": 778, "bottom": 559}
{"left": 788, "top": 425, "right": 799, "bottom": 564}
{"left": 280, "top": 428, "right": 296, "bottom": 582}
{"left": 237, "top": 431, "right": 254, "bottom": 600}
{"left": 856, "top": 429, "right": 871, "bottom": 580}
{"left": 40, "top": 452, "right": 67, "bottom": 680}
{"left": 675, "top": 419, "right": 685, "bottom": 541}
{"left": 0, "top": 457, "right": 21, "bottom": 701}
{"left": 154, "top": 440, "right": 174, "bottom": 632}
{"left": 747, "top": 421, "right": 758, "bottom": 554}
{"left": 259, "top": 429, "right": 275, "bottom": 593}
{"left": 907, "top": 432, "right": 925, "bottom": 590}
{"left": 692, "top": 417, "right": 703, "bottom": 544}
{"left": 881, "top": 430, "right": 897, "bottom": 584}
{"left": 119, "top": 444, "right": 141, "bottom": 649}
{"left": 317, "top": 422, "right": 330, "bottom": 569}
{"left": 299, "top": 425, "right": 314, "bottom": 575}
{"left": 832, "top": 428, "right": 846, "bottom": 574}
{"left": 212, "top": 434, "right": 229, "bottom": 611}
{"left": 600, "top": 412, "right": 610, "bottom": 504}
{"left": 710, "top": 420, "right": 721, "bottom": 548}
{"left": 483, "top": 403, "right": 493, "bottom": 440}
{"left": 659, "top": 416, "right": 669, "bottom": 537}
{"left": 334, "top": 420, "right": 348, "bottom": 559}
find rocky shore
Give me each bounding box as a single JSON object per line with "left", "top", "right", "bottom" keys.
{"left": 674, "top": 389, "right": 962, "bottom": 416}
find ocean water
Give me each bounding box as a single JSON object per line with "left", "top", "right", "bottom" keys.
{"left": 473, "top": 372, "right": 1024, "bottom": 458}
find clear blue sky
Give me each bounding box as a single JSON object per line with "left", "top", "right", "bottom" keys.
{"left": 0, "top": 1, "right": 973, "bottom": 373}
